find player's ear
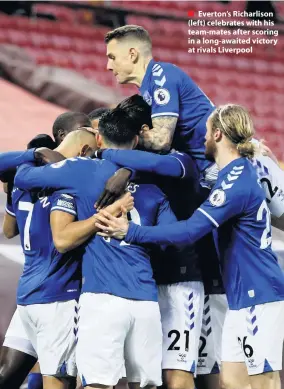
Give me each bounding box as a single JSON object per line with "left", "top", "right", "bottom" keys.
{"left": 57, "top": 129, "right": 66, "bottom": 143}
{"left": 80, "top": 144, "right": 91, "bottom": 157}
{"left": 129, "top": 48, "right": 139, "bottom": 63}
{"left": 214, "top": 128, "right": 222, "bottom": 143}
{"left": 96, "top": 133, "right": 102, "bottom": 148}
{"left": 140, "top": 124, "right": 149, "bottom": 135}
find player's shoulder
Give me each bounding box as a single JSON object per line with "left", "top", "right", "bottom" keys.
{"left": 12, "top": 186, "right": 28, "bottom": 202}
{"left": 150, "top": 60, "right": 184, "bottom": 80}
{"left": 215, "top": 158, "right": 257, "bottom": 196}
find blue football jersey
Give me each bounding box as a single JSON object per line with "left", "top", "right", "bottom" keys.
{"left": 140, "top": 59, "right": 215, "bottom": 172}
{"left": 11, "top": 188, "right": 81, "bottom": 305}
{"left": 98, "top": 149, "right": 223, "bottom": 291}
{"left": 126, "top": 157, "right": 284, "bottom": 310}
{"left": 15, "top": 157, "right": 177, "bottom": 302}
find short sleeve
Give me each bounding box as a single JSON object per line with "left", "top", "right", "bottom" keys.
{"left": 150, "top": 64, "right": 180, "bottom": 119}
{"left": 169, "top": 151, "right": 198, "bottom": 180}
{"left": 5, "top": 201, "right": 15, "bottom": 217}
{"left": 50, "top": 193, "right": 77, "bottom": 217}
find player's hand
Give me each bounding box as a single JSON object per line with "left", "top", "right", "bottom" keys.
{"left": 95, "top": 206, "right": 129, "bottom": 240}
{"left": 114, "top": 192, "right": 134, "bottom": 213}
{"left": 95, "top": 168, "right": 132, "bottom": 210}
{"left": 78, "top": 126, "right": 98, "bottom": 135}
{"left": 258, "top": 139, "right": 279, "bottom": 166}
{"left": 34, "top": 148, "right": 65, "bottom": 165}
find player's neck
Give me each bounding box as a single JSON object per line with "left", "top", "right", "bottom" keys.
{"left": 215, "top": 149, "right": 241, "bottom": 171}
{"left": 54, "top": 145, "right": 71, "bottom": 159}
{"left": 130, "top": 57, "right": 152, "bottom": 87}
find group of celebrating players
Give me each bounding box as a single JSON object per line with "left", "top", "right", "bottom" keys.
{"left": 0, "top": 24, "right": 284, "bottom": 389}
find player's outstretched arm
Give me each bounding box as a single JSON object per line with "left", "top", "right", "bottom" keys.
{"left": 100, "top": 149, "right": 185, "bottom": 178}
{"left": 139, "top": 116, "right": 178, "bottom": 152}
{"left": 96, "top": 178, "right": 246, "bottom": 248}
{"left": 51, "top": 193, "right": 134, "bottom": 253}
{"left": 15, "top": 160, "right": 76, "bottom": 191}
{"left": 0, "top": 150, "right": 35, "bottom": 179}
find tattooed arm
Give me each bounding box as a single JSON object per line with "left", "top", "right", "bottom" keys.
{"left": 138, "top": 116, "right": 178, "bottom": 152}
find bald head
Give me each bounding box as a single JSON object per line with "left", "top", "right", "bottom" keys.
{"left": 56, "top": 129, "right": 98, "bottom": 159}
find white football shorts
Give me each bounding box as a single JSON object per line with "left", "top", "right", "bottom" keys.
{"left": 221, "top": 300, "right": 284, "bottom": 375}
{"left": 3, "top": 308, "right": 37, "bottom": 359}
{"left": 17, "top": 299, "right": 78, "bottom": 377}
{"left": 158, "top": 281, "right": 204, "bottom": 375}
{"left": 197, "top": 294, "right": 228, "bottom": 375}
{"left": 76, "top": 293, "right": 162, "bottom": 387}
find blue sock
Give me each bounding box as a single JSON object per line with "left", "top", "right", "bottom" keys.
{"left": 28, "top": 373, "right": 43, "bottom": 389}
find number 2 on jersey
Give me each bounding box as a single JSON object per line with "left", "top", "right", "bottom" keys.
{"left": 257, "top": 200, "right": 272, "bottom": 249}
{"left": 18, "top": 201, "right": 34, "bottom": 251}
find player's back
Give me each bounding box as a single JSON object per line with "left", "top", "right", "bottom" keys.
{"left": 12, "top": 187, "right": 81, "bottom": 305}
{"left": 82, "top": 175, "right": 176, "bottom": 302}
{"left": 140, "top": 59, "right": 215, "bottom": 172}
{"left": 149, "top": 152, "right": 223, "bottom": 292}
{"left": 211, "top": 158, "right": 284, "bottom": 309}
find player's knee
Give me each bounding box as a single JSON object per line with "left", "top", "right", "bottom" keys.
{"left": 164, "top": 371, "right": 195, "bottom": 389}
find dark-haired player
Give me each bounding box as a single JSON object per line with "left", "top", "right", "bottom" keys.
{"left": 52, "top": 111, "right": 92, "bottom": 145}
{"left": 88, "top": 107, "right": 110, "bottom": 131}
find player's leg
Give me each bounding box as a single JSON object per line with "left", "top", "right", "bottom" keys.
{"left": 195, "top": 294, "right": 228, "bottom": 389}
{"left": 0, "top": 346, "right": 37, "bottom": 388}
{"left": 18, "top": 300, "right": 78, "bottom": 389}
{"left": 125, "top": 299, "right": 162, "bottom": 389}
{"left": 158, "top": 282, "right": 204, "bottom": 389}
{"left": 76, "top": 293, "right": 129, "bottom": 389}
{"left": 241, "top": 301, "right": 284, "bottom": 389}
{"left": 0, "top": 308, "right": 39, "bottom": 388}
{"left": 219, "top": 309, "right": 251, "bottom": 389}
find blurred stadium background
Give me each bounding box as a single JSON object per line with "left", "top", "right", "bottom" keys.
{"left": 0, "top": 1, "right": 283, "bottom": 386}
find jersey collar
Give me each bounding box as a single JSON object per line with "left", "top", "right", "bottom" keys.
{"left": 140, "top": 58, "right": 155, "bottom": 91}
{"left": 218, "top": 157, "right": 246, "bottom": 178}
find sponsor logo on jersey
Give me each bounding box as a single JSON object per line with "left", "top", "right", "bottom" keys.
{"left": 61, "top": 194, "right": 73, "bottom": 199}
{"left": 209, "top": 189, "right": 226, "bottom": 207}
{"left": 57, "top": 199, "right": 74, "bottom": 209}
{"left": 153, "top": 88, "right": 170, "bottom": 105}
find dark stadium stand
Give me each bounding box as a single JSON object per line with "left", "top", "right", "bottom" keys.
{"left": 0, "top": 1, "right": 283, "bottom": 160}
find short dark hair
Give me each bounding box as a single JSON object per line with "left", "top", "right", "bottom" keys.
{"left": 117, "top": 94, "right": 152, "bottom": 131}
{"left": 88, "top": 107, "right": 110, "bottom": 120}
{"left": 27, "top": 134, "right": 56, "bottom": 150}
{"left": 105, "top": 25, "right": 152, "bottom": 48}
{"left": 98, "top": 108, "right": 138, "bottom": 146}
{"left": 52, "top": 112, "right": 91, "bottom": 140}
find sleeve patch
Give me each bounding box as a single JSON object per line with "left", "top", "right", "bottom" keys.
{"left": 153, "top": 88, "right": 171, "bottom": 105}
{"left": 209, "top": 189, "right": 226, "bottom": 207}
{"left": 56, "top": 199, "right": 74, "bottom": 210}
